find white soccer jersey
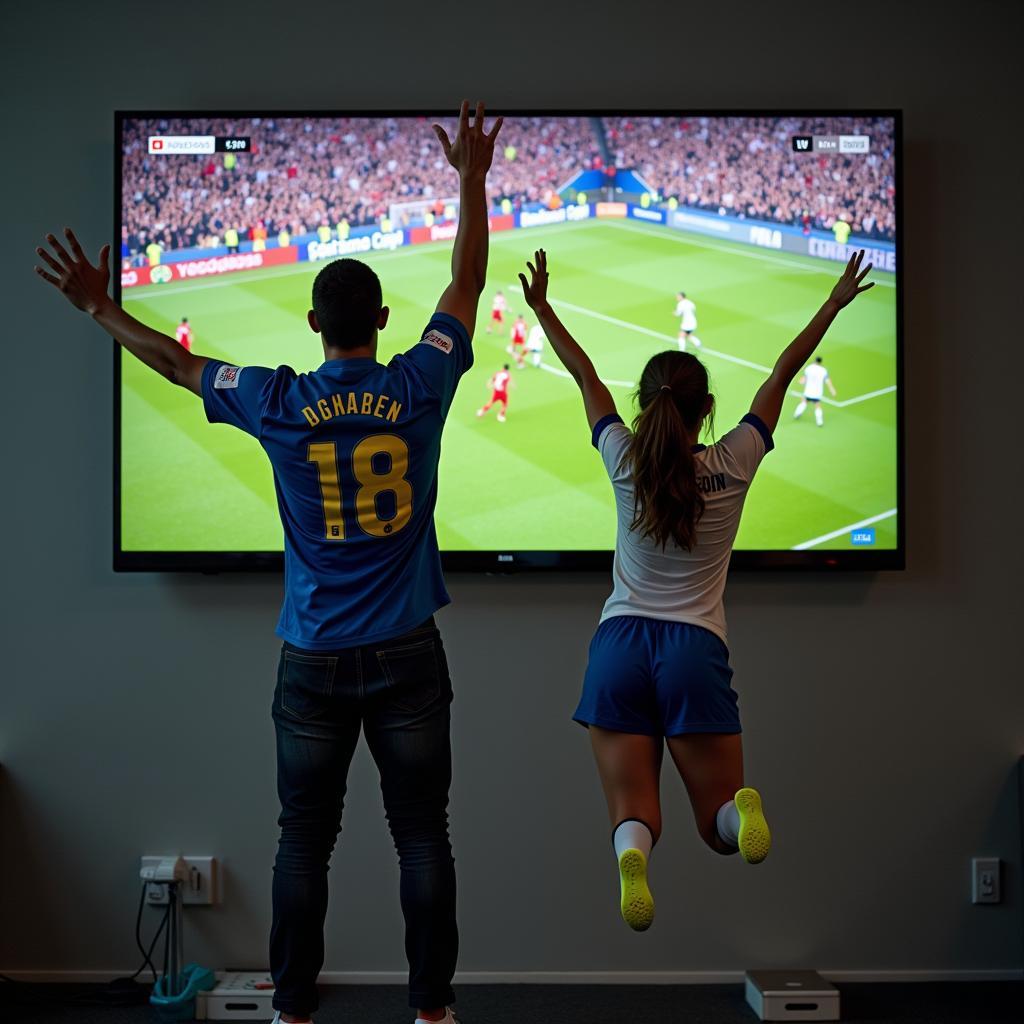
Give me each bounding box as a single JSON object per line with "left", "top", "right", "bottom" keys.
{"left": 526, "top": 325, "right": 545, "bottom": 351}
{"left": 675, "top": 297, "right": 697, "bottom": 330}
{"left": 594, "top": 415, "right": 773, "bottom": 645}
{"left": 493, "top": 294, "right": 507, "bottom": 312}
{"left": 803, "top": 363, "right": 829, "bottom": 399}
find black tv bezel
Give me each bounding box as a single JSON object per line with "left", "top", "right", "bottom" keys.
{"left": 113, "top": 108, "right": 904, "bottom": 574}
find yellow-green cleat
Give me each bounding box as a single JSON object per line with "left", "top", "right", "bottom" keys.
{"left": 734, "top": 787, "right": 771, "bottom": 864}
{"left": 618, "top": 848, "right": 655, "bottom": 931}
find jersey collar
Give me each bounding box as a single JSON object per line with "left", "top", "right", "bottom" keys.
{"left": 318, "top": 357, "right": 380, "bottom": 372}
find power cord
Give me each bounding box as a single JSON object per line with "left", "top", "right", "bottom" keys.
{"left": 0, "top": 883, "right": 169, "bottom": 1009}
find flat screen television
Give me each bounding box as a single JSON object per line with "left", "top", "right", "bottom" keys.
{"left": 114, "top": 109, "right": 902, "bottom": 572}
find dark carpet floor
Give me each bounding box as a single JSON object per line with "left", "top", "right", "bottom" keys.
{"left": 1, "top": 980, "right": 1021, "bottom": 1024}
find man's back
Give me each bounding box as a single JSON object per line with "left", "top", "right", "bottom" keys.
{"left": 201, "top": 312, "right": 472, "bottom": 649}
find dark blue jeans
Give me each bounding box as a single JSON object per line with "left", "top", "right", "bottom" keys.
{"left": 269, "top": 618, "right": 457, "bottom": 1015}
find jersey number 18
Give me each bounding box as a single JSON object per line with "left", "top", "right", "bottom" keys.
{"left": 307, "top": 435, "right": 413, "bottom": 540}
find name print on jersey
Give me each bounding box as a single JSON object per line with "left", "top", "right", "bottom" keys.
{"left": 697, "top": 471, "right": 728, "bottom": 494}
{"left": 301, "top": 390, "right": 403, "bottom": 428}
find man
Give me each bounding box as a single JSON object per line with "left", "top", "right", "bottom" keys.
{"left": 145, "top": 236, "right": 163, "bottom": 267}
{"left": 793, "top": 355, "right": 837, "bottom": 427}
{"left": 525, "top": 322, "right": 545, "bottom": 367}
{"left": 35, "top": 100, "right": 503, "bottom": 1024}
{"left": 175, "top": 317, "right": 193, "bottom": 352}
{"left": 485, "top": 289, "right": 505, "bottom": 333}
{"left": 476, "top": 363, "right": 513, "bottom": 423}
{"left": 508, "top": 313, "right": 527, "bottom": 367}
{"left": 674, "top": 290, "right": 701, "bottom": 350}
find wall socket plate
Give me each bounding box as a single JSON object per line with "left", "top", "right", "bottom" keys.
{"left": 971, "top": 857, "right": 1000, "bottom": 904}
{"left": 142, "top": 856, "right": 219, "bottom": 905}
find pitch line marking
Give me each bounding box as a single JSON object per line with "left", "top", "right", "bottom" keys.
{"left": 509, "top": 285, "right": 895, "bottom": 409}
{"left": 605, "top": 219, "right": 897, "bottom": 286}
{"left": 791, "top": 508, "right": 897, "bottom": 550}
{"left": 536, "top": 360, "right": 634, "bottom": 389}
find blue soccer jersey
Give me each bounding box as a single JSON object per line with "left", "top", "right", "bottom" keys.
{"left": 201, "top": 312, "right": 472, "bottom": 649}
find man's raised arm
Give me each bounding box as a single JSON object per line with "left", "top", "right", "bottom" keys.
{"left": 35, "top": 228, "right": 208, "bottom": 396}
{"left": 432, "top": 101, "right": 503, "bottom": 340}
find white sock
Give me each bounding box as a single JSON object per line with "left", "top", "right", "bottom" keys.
{"left": 716, "top": 800, "right": 740, "bottom": 847}
{"left": 691, "top": 335, "right": 702, "bottom": 347}
{"left": 613, "top": 819, "right": 653, "bottom": 861}
{"left": 794, "top": 400, "right": 807, "bottom": 418}
{"left": 815, "top": 405, "right": 824, "bottom": 426}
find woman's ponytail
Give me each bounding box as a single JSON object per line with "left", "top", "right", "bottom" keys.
{"left": 627, "top": 352, "right": 713, "bottom": 551}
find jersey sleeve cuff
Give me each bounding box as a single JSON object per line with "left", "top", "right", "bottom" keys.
{"left": 200, "top": 359, "right": 226, "bottom": 424}
{"left": 592, "top": 412, "right": 624, "bottom": 449}
{"left": 740, "top": 412, "right": 774, "bottom": 453}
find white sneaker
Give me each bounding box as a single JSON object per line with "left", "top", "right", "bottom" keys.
{"left": 414, "top": 1009, "right": 459, "bottom": 1024}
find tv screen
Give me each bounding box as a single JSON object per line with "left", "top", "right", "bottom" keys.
{"left": 115, "top": 110, "right": 901, "bottom": 571}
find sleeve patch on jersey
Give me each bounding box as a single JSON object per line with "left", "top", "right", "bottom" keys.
{"left": 214, "top": 365, "right": 243, "bottom": 389}
{"left": 420, "top": 329, "right": 454, "bottom": 355}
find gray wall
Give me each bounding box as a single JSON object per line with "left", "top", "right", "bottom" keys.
{"left": 2, "top": 0, "right": 1021, "bottom": 980}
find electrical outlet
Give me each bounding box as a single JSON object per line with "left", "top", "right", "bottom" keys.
{"left": 971, "top": 857, "right": 1000, "bottom": 904}
{"left": 141, "top": 856, "right": 219, "bottom": 905}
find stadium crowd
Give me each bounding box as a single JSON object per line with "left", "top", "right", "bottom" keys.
{"left": 121, "top": 116, "right": 599, "bottom": 257}
{"left": 121, "top": 115, "right": 895, "bottom": 259}
{"left": 603, "top": 116, "right": 896, "bottom": 240}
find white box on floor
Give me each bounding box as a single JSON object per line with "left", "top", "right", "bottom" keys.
{"left": 745, "top": 970, "right": 840, "bottom": 1021}
{"left": 195, "top": 972, "right": 275, "bottom": 1021}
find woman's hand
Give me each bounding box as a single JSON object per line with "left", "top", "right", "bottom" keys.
{"left": 518, "top": 248, "right": 550, "bottom": 313}
{"left": 827, "top": 249, "right": 874, "bottom": 309}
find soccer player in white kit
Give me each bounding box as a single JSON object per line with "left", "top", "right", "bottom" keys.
{"left": 520, "top": 247, "right": 874, "bottom": 932}
{"left": 525, "top": 323, "right": 545, "bottom": 367}
{"left": 793, "top": 356, "right": 837, "bottom": 426}
{"left": 674, "top": 291, "right": 701, "bottom": 350}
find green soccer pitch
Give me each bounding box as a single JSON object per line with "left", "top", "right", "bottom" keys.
{"left": 120, "top": 218, "right": 898, "bottom": 553}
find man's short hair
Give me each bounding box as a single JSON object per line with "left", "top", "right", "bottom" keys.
{"left": 312, "top": 259, "right": 382, "bottom": 349}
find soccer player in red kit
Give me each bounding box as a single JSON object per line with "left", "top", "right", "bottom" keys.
{"left": 486, "top": 290, "right": 506, "bottom": 333}
{"left": 476, "top": 363, "right": 513, "bottom": 423}
{"left": 508, "top": 314, "right": 527, "bottom": 367}
{"left": 175, "top": 317, "right": 193, "bottom": 351}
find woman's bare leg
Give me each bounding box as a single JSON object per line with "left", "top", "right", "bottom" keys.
{"left": 666, "top": 732, "right": 744, "bottom": 855}
{"left": 589, "top": 726, "right": 664, "bottom": 841}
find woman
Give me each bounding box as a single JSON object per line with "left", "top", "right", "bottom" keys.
{"left": 518, "top": 248, "right": 874, "bottom": 930}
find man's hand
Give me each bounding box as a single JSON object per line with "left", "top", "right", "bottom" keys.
{"left": 518, "top": 249, "right": 550, "bottom": 313}
{"left": 433, "top": 100, "right": 503, "bottom": 181}
{"left": 36, "top": 227, "right": 207, "bottom": 396}
{"left": 35, "top": 228, "right": 113, "bottom": 316}
{"left": 827, "top": 249, "right": 874, "bottom": 309}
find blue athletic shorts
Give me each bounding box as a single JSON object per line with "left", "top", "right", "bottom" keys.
{"left": 573, "top": 615, "right": 741, "bottom": 737}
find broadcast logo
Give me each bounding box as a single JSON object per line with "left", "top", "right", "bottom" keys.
{"left": 851, "top": 528, "right": 876, "bottom": 546}
{"left": 792, "top": 136, "right": 812, "bottom": 152}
